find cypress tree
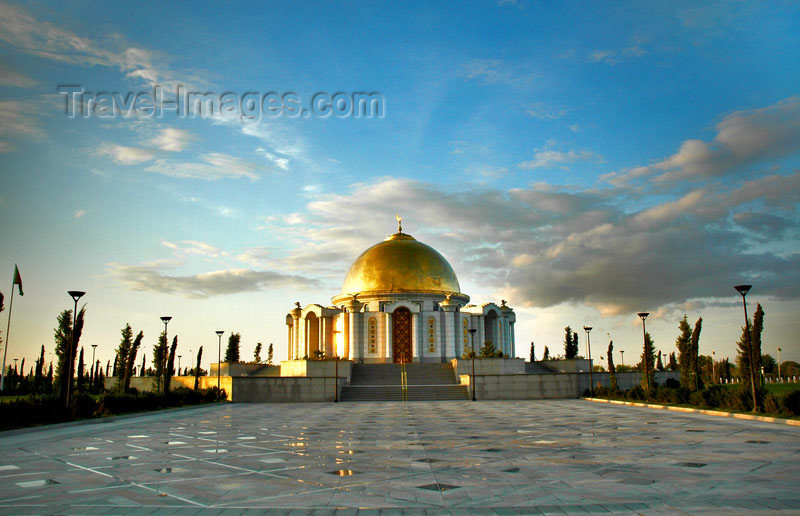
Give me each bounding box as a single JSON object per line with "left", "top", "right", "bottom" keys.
{"left": 529, "top": 341, "right": 535, "bottom": 362}
{"left": 123, "top": 331, "right": 143, "bottom": 393}
{"left": 564, "top": 327, "right": 579, "bottom": 359}
{"left": 194, "top": 346, "right": 203, "bottom": 390}
{"left": 668, "top": 351, "right": 678, "bottom": 371}
{"left": 54, "top": 310, "right": 72, "bottom": 398}
{"left": 676, "top": 315, "right": 693, "bottom": 389}
{"left": 254, "top": 342, "right": 262, "bottom": 363}
{"left": 153, "top": 331, "right": 167, "bottom": 392}
{"left": 640, "top": 332, "right": 656, "bottom": 393}
{"left": 737, "top": 303, "right": 764, "bottom": 411}
{"left": 46, "top": 362, "right": 53, "bottom": 393}
{"left": 225, "top": 333, "right": 241, "bottom": 363}
{"left": 54, "top": 307, "right": 85, "bottom": 403}
{"left": 77, "top": 348, "right": 85, "bottom": 391}
{"left": 267, "top": 343, "right": 274, "bottom": 365}
{"left": 542, "top": 346, "right": 550, "bottom": 360}
{"left": 690, "top": 317, "right": 703, "bottom": 390}
{"left": 607, "top": 340, "right": 617, "bottom": 390}
{"left": 165, "top": 335, "right": 178, "bottom": 394}
{"left": 116, "top": 324, "right": 133, "bottom": 387}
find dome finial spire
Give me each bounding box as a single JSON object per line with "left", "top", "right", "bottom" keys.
{"left": 396, "top": 213, "right": 403, "bottom": 233}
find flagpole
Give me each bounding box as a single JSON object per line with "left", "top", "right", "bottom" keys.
{"left": 0, "top": 282, "right": 14, "bottom": 392}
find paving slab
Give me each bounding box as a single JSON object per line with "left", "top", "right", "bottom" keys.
{"left": 1, "top": 400, "right": 799, "bottom": 514}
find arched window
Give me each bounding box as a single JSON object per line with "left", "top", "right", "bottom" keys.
{"left": 368, "top": 317, "right": 377, "bottom": 354}
{"left": 428, "top": 317, "right": 436, "bottom": 353}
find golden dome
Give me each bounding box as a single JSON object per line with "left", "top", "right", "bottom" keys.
{"left": 339, "top": 231, "right": 462, "bottom": 296}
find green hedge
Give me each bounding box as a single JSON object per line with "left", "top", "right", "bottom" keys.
{"left": 0, "top": 387, "right": 225, "bottom": 430}
{"left": 591, "top": 384, "right": 800, "bottom": 418}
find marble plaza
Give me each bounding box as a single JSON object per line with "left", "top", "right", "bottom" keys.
{"left": 0, "top": 400, "right": 799, "bottom": 514}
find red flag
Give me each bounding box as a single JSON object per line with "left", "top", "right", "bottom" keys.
{"left": 13, "top": 264, "right": 23, "bottom": 296}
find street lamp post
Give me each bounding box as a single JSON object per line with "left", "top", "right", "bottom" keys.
{"left": 637, "top": 312, "right": 650, "bottom": 397}
{"left": 468, "top": 328, "right": 477, "bottom": 401}
{"left": 215, "top": 330, "right": 224, "bottom": 400}
{"left": 90, "top": 345, "right": 97, "bottom": 382}
{"left": 583, "top": 326, "right": 593, "bottom": 395}
{"left": 66, "top": 290, "right": 85, "bottom": 409}
{"left": 160, "top": 316, "right": 171, "bottom": 395}
{"left": 778, "top": 347, "right": 782, "bottom": 380}
{"left": 734, "top": 284, "right": 757, "bottom": 412}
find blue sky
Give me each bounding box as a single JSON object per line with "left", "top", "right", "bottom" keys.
{"left": 1, "top": 0, "right": 799, "bottom": 372}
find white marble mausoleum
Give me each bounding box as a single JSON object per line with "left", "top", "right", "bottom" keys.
{"left": 286, "top": 222, "right": 516, "bottom": 363}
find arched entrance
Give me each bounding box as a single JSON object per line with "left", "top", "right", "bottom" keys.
{"left": 392, "top": 307, "right": 412, "bottom": 363}
{"left": 305, "top": 313, "right": 320, "bottom": 358}
{"left": 485, "top": 309, "right": 498, "bottom": 349}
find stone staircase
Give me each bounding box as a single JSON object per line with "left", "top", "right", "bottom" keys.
{"left": 340, "top": 363, "right": 469, "bottom": 402}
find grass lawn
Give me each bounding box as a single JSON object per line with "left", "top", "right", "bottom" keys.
{"left": 766, "top": 382, "right": 800, "bottom": 395}
{"left": 720, "top": 382, "right": 800, "bottom": 395}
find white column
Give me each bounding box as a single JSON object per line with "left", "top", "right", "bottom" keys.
{"left": 438, "top": 312, "right": 445, "bottom": 362}
{"left": 451, "top": 312, "right": 459, "bottom": 358}
{"left": 343, "top": 312, "right": 350, "bottom": 360}
{"left": 350, "top": 310, "right": 362, "bottom": 361}
{"left": 510, "top": 321, "right": 516, "bottom": 357}
{"left": 319, "top": 317, "right": 326, "bottom": 356}
{"left": 287, "top": 322, "right": 293, "bottom": 359}
{"left": 412, "top": 312, "right": 419, "bottom": 362}
{"left": 293, "top": 317, "right": 300, "bottom": 359}
{"left": 304, "top": 318, "right": 309, "bottom": 358}
{"left": 497, "top": 318, "right": 504, "bottom": 353}
{"left": 385, "top": 312, "right": 392, "bottom": 361}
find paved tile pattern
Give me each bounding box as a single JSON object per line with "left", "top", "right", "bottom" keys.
{"left": 1, "top": 400, "right": 799, "bottom": 514}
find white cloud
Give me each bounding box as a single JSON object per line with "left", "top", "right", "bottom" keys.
{"left": 161, "top": 240, "right": 225, "bottom": 258}
{"left": 518, "top": 148, "right": 601, "bottom": 170}
{"left": 145, "top": 153, "right": 261, "bottom": 181}
{"left": 74, "top": 209, "right": 86, "bottom": 218}
{"left": 0, "top": 2, "right": 204, "bottom": 90}
{"left": 151, "top": 127, "right": 193, "bottom": 152}
{"left": 265, "top": 170, "right": 800, "bottom": 315}
{"left": 460, "top": 58, "right": 534, "bottom": 87}
{"left": 236, "top": 247, "right": 273, "bottom": 268}
{"left": 526, "top": 103, "right": 567, "bottom": 120}
{"left": 606, "top": 96, "right": 800, "bottom": 185}
{"left": 107, "top": 262, "right": 320, "bottom": 298}
{"left": 0, "top": 100, "right": 43, "bottom": 139}
{"left": 97, "top": 143, "right": 156, "bottom": 165}
{"left": 255, "top": 147, "right": 290, "bottom": 170}
{"left": 588, "top": 38, "right": 647, "bottom": 65}
{"left": 0, "top": 141, "right": 14, "bottom": 153}
{"left": 462, "top": 58, "right": 505, "bottom": 82}
{"left": 0, "top": 61, "right": 36, "bottom": 87}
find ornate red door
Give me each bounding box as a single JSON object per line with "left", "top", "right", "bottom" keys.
{"left": 392, "top": 307, "right": 412, "bottom": 363}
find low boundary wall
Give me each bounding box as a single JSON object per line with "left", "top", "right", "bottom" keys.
{"left": 461, "top": 370, "right": 681, "bottom": 399}
{"left": 230, "top": 377, "right": 342, "bottom": 402}
{"left": 105, "top": 376, "right": 234, "bottom": 400}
